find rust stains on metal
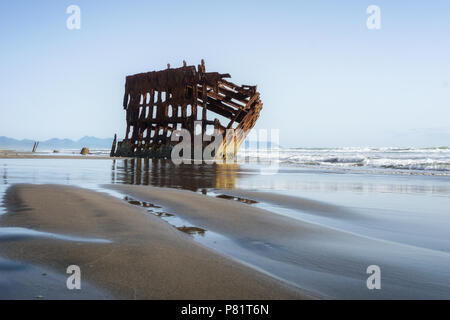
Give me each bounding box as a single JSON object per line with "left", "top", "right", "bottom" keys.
{"left": 111, "top": 60, "right": 262, "bottom": 159}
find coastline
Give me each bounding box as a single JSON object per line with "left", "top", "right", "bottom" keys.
{"left": 0, "top": 150, "right": 117, "bottom": 160}
{"left": 105, "top": 184, "right": 450, "bottom": 299}
{"left": 0, "top": 157, "right": 449, "bottom": 299}
{"left": 0, "top": 184, "right": 311, "bottom": 299}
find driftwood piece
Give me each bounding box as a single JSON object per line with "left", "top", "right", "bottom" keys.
{"left": 113, "top": 60, "right": 263, "bottom": 159}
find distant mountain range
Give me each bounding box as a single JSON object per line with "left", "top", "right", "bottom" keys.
{"left": 0, "top": 135, "right": 281, "bottom": 151}
{"left": 0, "top": 136, "right": 114, "bottom": 151}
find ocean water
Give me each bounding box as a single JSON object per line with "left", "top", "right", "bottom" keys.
{"left": 241, "top": 146, "right": 450, "bottom": 175}
{"left": 39, "top": 146, "right": 450, "bottom": 175}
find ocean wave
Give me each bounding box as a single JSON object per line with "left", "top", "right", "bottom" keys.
{"left": 238, "top": 147, "right": 450, "bottom": 174}
{"left": 363, "top": 158, "right": 450, "bottom": 171}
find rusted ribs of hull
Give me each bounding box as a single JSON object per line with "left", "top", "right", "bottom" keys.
{"left": 111, "top": 60, "right": 263, "bottom": 159}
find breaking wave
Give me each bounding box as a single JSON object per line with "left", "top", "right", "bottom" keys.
{"left": 238, "top": 147, "right": 450, "bottom": 175}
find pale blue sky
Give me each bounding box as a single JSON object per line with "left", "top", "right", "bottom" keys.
{"left": 0, "top": 0, "right": 449, "bottom": 147}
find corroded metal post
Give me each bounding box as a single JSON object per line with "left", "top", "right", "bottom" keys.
{"left": 110, "top": 134, "right": 117, "bottom": 157}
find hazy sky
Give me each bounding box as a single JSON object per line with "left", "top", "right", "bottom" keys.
{"left": 0, "top": 0, "right": 449, "bottom": 147}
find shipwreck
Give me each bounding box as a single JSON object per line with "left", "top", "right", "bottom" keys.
{"left": 111, "top": 60, "right": 262, "bottom": 160}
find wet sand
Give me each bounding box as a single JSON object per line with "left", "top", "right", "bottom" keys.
{"left": 0, "top": 150, "right": 114, "bottom": 160}
{"left": 0, "top": 256, "right": 111, "bottom": 299}
{"left": 106, "top": 184, "right": 450, "bottom": 299}
{"left": 1, "top": 158, "right": 449, "bottom": 299}
{"left": 0, "top": 184, "right": 310, "bottom": 299}
{"left": 213, "top": 189, "right": 364, "bottom": 220}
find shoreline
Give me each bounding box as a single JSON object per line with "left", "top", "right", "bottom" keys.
{"left": 0, "top": 159, "right": 449, "bottom": 299}
{"left": 0, "top": 184, "right": 311, "bottom": 300}
{"left": 0, "top": 150, "right": 119, "bottom": 160}
{"left": 1, "top": 150, "right": 449, "bottom": 178}
{"left": 104, "top": 184, "right": 450, "bottom": 299}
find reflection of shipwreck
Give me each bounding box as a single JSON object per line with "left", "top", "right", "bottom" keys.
{"left": 111, "top": 60, "right": 262, "bottom": 160}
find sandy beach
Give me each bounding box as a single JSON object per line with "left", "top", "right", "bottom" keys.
{"left": 105, "top": 184, "right": 450, "bottom": 299}
{"left": 0, "top": 184, "right": 310, "bottom": 299}
{"left": 0, "top": 157, "right": 449, "bottom": 299}
{"left": 2, "top": 0, "right": 450, "bottom": 308}
{"left": 0, "top": 150, "right": 115, "bottom": 160}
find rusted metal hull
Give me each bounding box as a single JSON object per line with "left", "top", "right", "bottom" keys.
{"left": 112, "top": 60, "right": 262, "bottom": 160}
